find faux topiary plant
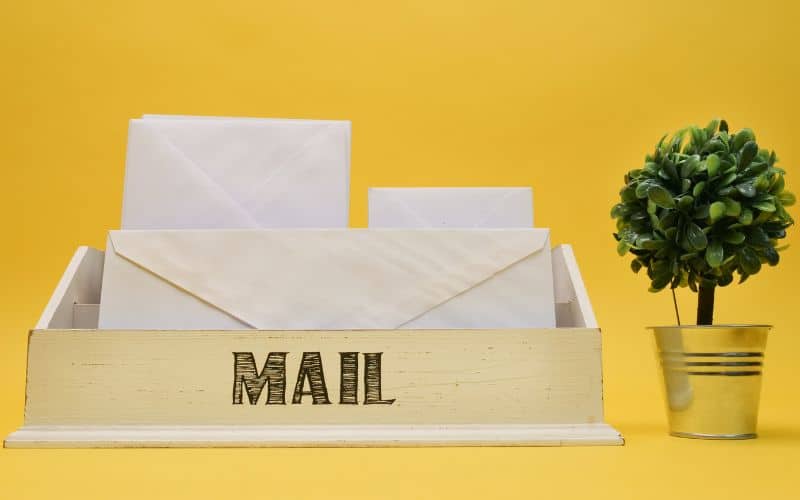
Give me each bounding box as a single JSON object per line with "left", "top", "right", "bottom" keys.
{"left": 612, "top": 119, "right": 795, "bottom": 325}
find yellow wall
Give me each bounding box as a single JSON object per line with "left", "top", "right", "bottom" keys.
{"left": 2, "top": 1, "right": 798, "bottom": 498}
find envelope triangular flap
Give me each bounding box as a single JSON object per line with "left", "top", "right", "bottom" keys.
{"left": 123, "top": 122, "right": 260, "bottom": 229}
{"left": 108, "top": 229, "right": 551, "bottom": 330}
{"left": 141, "top": 118, "right": 350, "bottom": 228}
{"left": 122, "top": 117, "right": 351, "bottom": 230}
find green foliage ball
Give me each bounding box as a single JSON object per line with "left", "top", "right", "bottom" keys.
{"left": 612, "top": 119, "right": 795, "bottom": 293}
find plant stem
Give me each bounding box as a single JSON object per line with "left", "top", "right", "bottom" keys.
{"left": 696, "top": 283, "right": 715, "bottom": 325}
{"left": 671, "top": 288, "right": 681, "bottom": 325}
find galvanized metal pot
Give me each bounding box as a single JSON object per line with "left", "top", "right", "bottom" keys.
{"left": 650, "top": 325, "right": 770, "bottom": 439}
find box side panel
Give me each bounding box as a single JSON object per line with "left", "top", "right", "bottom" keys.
{"left": 23, "top": 328, "right": 603, "bottom": 426}
{"left": 552, "top": 245, "right": 598, "bottom": 329}
{"left": 35, "top": 247, "right": 104, "bottom": 330}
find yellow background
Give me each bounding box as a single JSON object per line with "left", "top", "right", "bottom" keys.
{"left": 2, "top": 0, "right": 799, "bottom": 498}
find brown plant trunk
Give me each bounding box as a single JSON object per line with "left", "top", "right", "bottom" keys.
{"left": 696, "top": 283, "right": 715, "bottom": 325}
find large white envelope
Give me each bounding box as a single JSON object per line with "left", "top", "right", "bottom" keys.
{"left": 121, "top": 116, "right": 351, "bottom": 229}
{"left": 368, "top": 187, "right": 533, "bottom": 228}
{"left": 97, "top": 229, "right": 555, "bottom": 330}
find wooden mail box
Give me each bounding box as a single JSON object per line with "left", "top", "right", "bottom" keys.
{"left": 4, "top": 245, "right": 622, "bottom": 447}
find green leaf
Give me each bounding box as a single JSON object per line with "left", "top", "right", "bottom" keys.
{"left": 631, "top": 259, "right": 643, "bottom": 273}
{"left": 739, "top": 209, "right": 754, "bottom": 225}
{"left": 641, "top": 239, "right": 668, "bottom": 250}
{"left": 663, "top": 162, "right": 678, "bottom": 181}
{"left": 701, "top": 139, "right": 725, "bottom": 154}
{"left": 692, "top": 181, "right": 706, "bottom": 197}
{"left": 680, "top": 156, "right": 699, "bottom": 179}
{"left": 720, "top": 120, "right": 729, "bottom": 133}
{"left": 686, "top": 222, "right": 708, "bottom": 250}
{"left": 739, "top": 247, "right": 762, "bottom": 275}
{"left": 745, "top": 161, "right": 769, "bottom": 176}
{"left": 778, "top": 191, "right": 796, "bottom": 206}
{"left": 709, "top": 201, "right": 727, "bottom": 221}
{"left": 754, "top": 210, "right": 773, "bottom": 225}
{"left": 693, "top": 204, "right": 710, "bottom": 219}
{"left": 723, "top": 198, "right": 742, "bottom": 217}
{"left": 704, "top": 119, "right": 720, "bottom": 137}
{"left": 723, "top": 231, "right": 746, "bottom": 245}
{"left": 647, "top": 185, "right": 675, "bottom": 209}
{"left": 620, "top": 186, "right": 637, "bottom": 203}
{"left": 706, "top": 153, "right": 721, "bottom": 177}
{"left": 635, "top": 181, "right": 651, "bottom": 199}
{"left": 770, "top": 174, "right": 785, "bottom": 194}
{"left": 762, "top": 246, "right": 780, "bottom": 266}
{"left": 736, "top": 182, "right": 756, "bottom": 198}
{"left": 717, "top": 172, "right": 737, "bottom": 188}
{"left": 690, "top": 127, "right": 705, "bottom": 148}
{"left": 617, "top": 240, "right": 630, "bottom": 256}
{"left": 706, "top": 240, "right": 724, "bottom": 268}
{"left": 650, "top": 273, "right": 672, "bottom": 291}
{"left": 754, "top": 174, "right": 770, "bottom": 192}
{"left": 752, "top": 201, "right": 776, "bottom": 212}
{"left": 732, "top": 128, "right": 755, "bottom": 151}
{"left": 659, "top": 211, "right": 679, "bottom": 230}
{"left": 678, "top": 195, "right": 694, "bottom": 210}
{"left": 680, "top": 251, "right": 699, "bottom": 261}
{"left": 739, "top": 141, "right": 758, "bottom": 169}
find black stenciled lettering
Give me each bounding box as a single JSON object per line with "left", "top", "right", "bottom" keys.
{"left": 339, "top": 352, "right": 359, "bottom": 404}
{"left": 232, "top": 352, "right": 287, "bottom": 405}
{"left": 363, "top": 352, "right": 395, "bottom": 405}
{"left": 292, "top": 352, "right": 331, "bottom": 405}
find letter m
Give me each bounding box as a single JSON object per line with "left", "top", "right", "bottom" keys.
{"left": 232, "top": 352, "right": 287, "bottom": 405}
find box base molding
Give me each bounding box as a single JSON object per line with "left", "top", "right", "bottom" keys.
{"left": 5, "top": 423, "right": 623, "bottom": 448}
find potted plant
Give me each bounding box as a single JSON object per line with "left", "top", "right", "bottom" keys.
{"left": 611, "top": 119, "right": 794, "bottom": 439}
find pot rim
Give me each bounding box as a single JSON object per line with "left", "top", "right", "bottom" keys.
{"left": 647, "top": 324, "right": 772, "bottom": 330}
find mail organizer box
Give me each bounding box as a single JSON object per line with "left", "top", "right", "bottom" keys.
{"left": 4, "top": 245, "right": 622, "bottom": 448}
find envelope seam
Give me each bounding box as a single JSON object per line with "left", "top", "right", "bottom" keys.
{"left": 394, "top": 238, "right": 546, "bottom": 328}
{"left": 473, "top": 190, "right": 528, "bottom": 228}
{"left": 238, "top": 123, "right": 338, "bottom": 207}
{"left": 151, "top": 125, "right": 261, "bottom": 227}
{"left": 109, "top": 234, "right": 256, "bottom": 329}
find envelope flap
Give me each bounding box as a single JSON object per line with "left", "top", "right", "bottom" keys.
{"left": 123, "top": 121, "right": 260, "bottom": 229}
{"left": 144, "top": 119, "right": 350, "bottom": 215}
{"left": 108, "top": 229, "right": 549, "bottom": 330}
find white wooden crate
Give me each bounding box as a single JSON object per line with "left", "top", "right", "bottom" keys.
{"left": 4, "top": 245, "right": 622, "bottom": 448}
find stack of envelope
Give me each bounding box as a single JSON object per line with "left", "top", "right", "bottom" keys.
{"left": 98, "top": 115, "right": 556, "bottom": 330}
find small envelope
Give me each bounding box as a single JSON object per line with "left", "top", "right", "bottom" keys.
{"left": 368, "top": 187, "right": 533, "bottom": 228}
{"left": 98, "top": 229, "right": 555, "bottom": 330}
{"left": 121, "top": 116, "right": 351, "bottom": 229}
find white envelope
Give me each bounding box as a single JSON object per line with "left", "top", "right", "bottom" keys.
{"left": 368, "top": 187, "right": 533, "bottom": 228}
{"left": 121, "top": 116, "right": 351, "bottom": 229}
{"left": 97, "top": 229, "right": 555, "bottom": 330}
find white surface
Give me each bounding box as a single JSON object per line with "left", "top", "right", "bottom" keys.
{"left": 97, "top": 229, "right": 555, "bottom": 330}
{"left": 121, "top": 116, "right": 351, "bottom": 229}
{"left": 5, "top": 424, "right": 622, "bottom": 448}
{"left": 552, "top": 245, "right": 598, "bottom": 328}
{"left": 368, "top": 187, "right": 533, "bottom": 228}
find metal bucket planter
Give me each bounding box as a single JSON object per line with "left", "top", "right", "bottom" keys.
{"left": 650, "top": 325, "right": 770, "bottom": 439}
